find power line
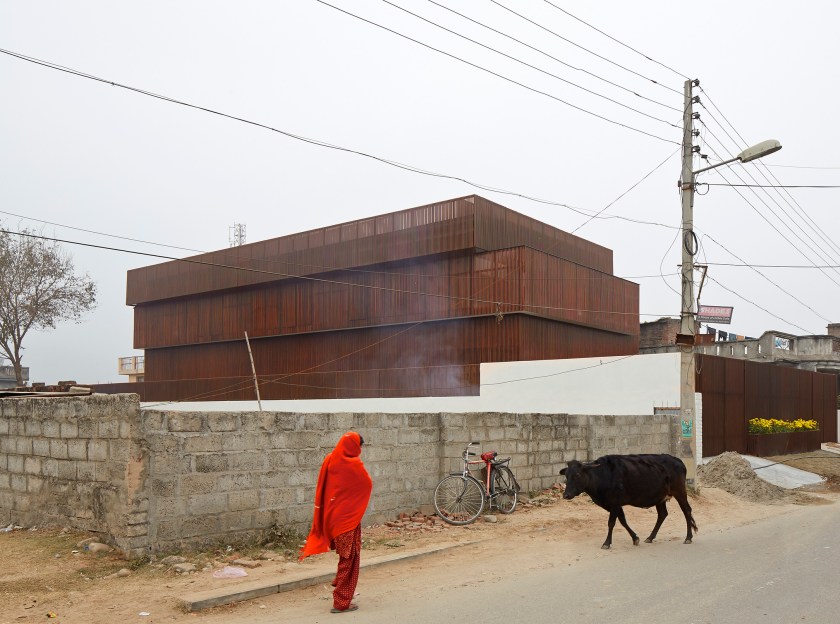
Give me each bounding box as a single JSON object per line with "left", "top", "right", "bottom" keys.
{"left": 311, "top": 1, "right": 679, "bottom": 144}
{"left": 696, "top": 122, "right": 840, "bottom": 287}
{"left": 698, "top": 87, "right": 840, "bottom": 261}
{"left": 0, "top": 46, "right": 681, "bottom": 227}
{"left": 424, "top": 0, "right": 679, "bottom": 112}
{"left": 382, "top": 0, "right": 678, "bottom": 127}
{"left": 489, "top": 0, "right": 682, "bottom": 95}
{"left": 572, "top": 148, "right": 679, "bottom": 233}
{"left": 765, "top": 164, "right": 840, "bottom": 170}
{"left": 539, "top": 0, "right": 689, "bottom": 81}
{"left": 697, "top": 229, "right": 833, "bottom": 325}
{"left": 703, "top": 274, "right": 814, "bottom": 334}
{"left": 704, "top": 183, "right": 840, "bottom": 189}
{"left": 705, "top": 262, "right": 840, "bottom": 269}
{"left": 2, "top": 228, "right": 674, "bottom": 318}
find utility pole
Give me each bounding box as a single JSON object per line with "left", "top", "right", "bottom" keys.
{"left": 679, "top": 78, "right": 700, "bottom": 489}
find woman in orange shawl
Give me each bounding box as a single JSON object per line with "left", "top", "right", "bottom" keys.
{"left": 300, "top": 431, "right": 372, "bottom": 613}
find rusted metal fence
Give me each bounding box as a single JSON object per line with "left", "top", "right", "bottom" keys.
{"left": 696, "top": 353, "right": 838, "bottom": 456}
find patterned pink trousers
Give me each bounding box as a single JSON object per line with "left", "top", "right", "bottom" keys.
{"left": 332, "top": 525, "right": 362, "bottom": 611}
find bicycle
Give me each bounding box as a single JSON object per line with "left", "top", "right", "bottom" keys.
{"left": 433, "top": 441, "right": 519, "bottom": 525}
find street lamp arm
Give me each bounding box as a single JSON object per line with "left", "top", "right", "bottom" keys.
{"left": 692, "top": 139, "right": 782, "bottom": 175}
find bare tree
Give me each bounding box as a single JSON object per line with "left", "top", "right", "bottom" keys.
{"left": 0, "top": 229, "right": 97, "bottom": 385}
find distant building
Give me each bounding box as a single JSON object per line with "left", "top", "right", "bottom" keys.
{"left": 698, "top": 325, "right": 840, "bottom": 376}
{"left": 0, "top": 364, "right": 29, "bottom": 389}
{"left": 641, "top": 318, "right": 840, "bottom": 376}
{"left": 117, "top": 355, "right": 145, "bottom": 382}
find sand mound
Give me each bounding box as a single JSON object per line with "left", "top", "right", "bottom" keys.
{"left": 698, "top": 452, "right": 812, "bottom": 504}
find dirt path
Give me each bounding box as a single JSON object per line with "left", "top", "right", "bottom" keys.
{"left": 1, "top": 453, "right": 838, "bottom": 624}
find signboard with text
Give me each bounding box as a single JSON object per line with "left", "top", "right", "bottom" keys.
{"left": 697, "top": 305, "right": 733, "bottom": 324}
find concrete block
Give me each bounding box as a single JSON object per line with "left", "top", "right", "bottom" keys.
{"left": 77, "top": 461, "right": 96, "bottom": 481}
{"left": 41, "top": 420, "right": 60, "bottom": 438}
{"left": 208, "top": 413, "right": 239, "bottom": 432}
{"left": 221, "top": 432, "right": 262, "bottom": 452}
{"left": 154, "top": 496, "right": 186, "bottom": 518}
{"left": 397, "top": 429, "right": 421, "bottom": 444}
{"left": 7, "top": 454, "right": 24, "bottom": 473}
{"left": 181, "top": 474, "right": 218, "bottom": 496}
{"left": 260, "top": 489, "right": 296, "bottom": 508}
{"left": 15, "top": 437, "right": 32, "bottom": 455}
{"left": 151, "top": 477, "right": 178, "bottom": 497}
{"left": 167, "top": 413, "right": 204, "bottom": 433}
{"left": 0, "top": 418, "right": 7, "bottom": 436}
{"left": 47, "top": 438, "right": 68, "bottom": 460}
{"left": 87, "top": 439, "right": 108, "bottom": 462}
{"left": 57, "top": 460, "right": 77, "bottom": 480}
{"left": 77, "top": 418, "right": 98, "bottom": 438}
{"left": 141, "top": 411, "right": 165, "bottom": 432}
{"left": 126, "top": 511, "right": 149, "bottom": 526}
{"left": 60, "top": 421, "right": 79, "bottom": 438}
{"left": 26, "top": 475, "right": 45, "bottom": 493}
{"left": 218, "top": 511, "right": 254, "bottom": 532}
{"left": 219, "top": 472, "right": 258, "bottom": 492}
{"left": 23, "top": 456, "right": 41, "bottom": 475}
{"left": 109, "top": 439, "right": 130, "bottom": 462}
{"left": 152, "top": 454, "right": 191, "bottom": 475}
{"left": 31, "top": 438, "right": 50, "bottom": 457}
{"left": 0, "top": 436, "right": 16, "bottom": 454}
{"left": 228, "top": 452, "right": 267, "bottom": 471}
{"left": 181, "top": 515, "right": 218, "bottom": 538}
{"left": 98, "top": 418, "right": 120, "bottom": 439}
{"left": 122, "top": 523, "right": 149, "bottom": 538}
{"left": 10, "top": 474, "right": 27, "bottom": 492}
{"left": 194, "top": 453, "right": 229, "bottom": 473}
{"left": 228, "top": 489, "right": 260, "bottom": 511}
{"left": 303, "top": 414, "right": 329, "bottom": 430}
{"left": 184, "top": 435, "right": 223, "bottom": 453}
{"left": 0, "top": 453, "right": 6, "bottom": 471}
{"left": 67, "top": 439, "right": 87, "bottom": 460}
{"left": 188, "top": 493, "right": 228, "bottom": 516}
{"left": 23, "top": 419, "right": 42, "bottom": 436}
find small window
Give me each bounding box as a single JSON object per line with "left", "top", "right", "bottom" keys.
{"left": 730, "top": 346, "right": 734, "bottom": 355}
{"left": 716, "top": 346, "right": 720, "bottom": 355}
{"left": 744, "top": 346, "right": 748, "bottom": 356}
{"left": 758, "top": 344, "right": 762, "bottom": 354}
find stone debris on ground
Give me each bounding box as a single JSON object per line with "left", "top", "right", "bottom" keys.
{"left": 698, "top": 451, "right": 814, "bottom": 504}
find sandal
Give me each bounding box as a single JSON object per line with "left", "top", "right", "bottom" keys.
{"left": 331, "top": 603, "right": 359, "bottom": 613}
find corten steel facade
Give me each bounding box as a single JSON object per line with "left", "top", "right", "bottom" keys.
{"left": 105, "top": 195, "right": 640, "bottom": 401}
{"left": 696, "top": 354, "right": 838, "bottom": 456}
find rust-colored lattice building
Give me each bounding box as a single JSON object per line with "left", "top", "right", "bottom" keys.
{"left": 106, "top": 195, "right": 640, "bottom": 401}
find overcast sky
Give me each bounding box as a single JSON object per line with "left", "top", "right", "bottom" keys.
{"left": 1, "top": 1, "right": 838, "bottom": 385}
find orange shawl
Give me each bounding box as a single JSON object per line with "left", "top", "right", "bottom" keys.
{"left": 299, "top": 432, "right": 372, "bottom": 561}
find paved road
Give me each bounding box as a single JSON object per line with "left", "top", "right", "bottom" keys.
{"left": 206, "top": 501, "right": 839, "bottom": 624}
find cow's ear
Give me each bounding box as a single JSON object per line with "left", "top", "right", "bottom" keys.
{"left": 559, "top": 467, "right": 567, "bottom": 475}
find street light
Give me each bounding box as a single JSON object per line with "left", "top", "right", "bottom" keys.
{"left": 678, "top": 79, "right": 780, "bottom": 489}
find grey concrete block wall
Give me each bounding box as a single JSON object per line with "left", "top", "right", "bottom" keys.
{"left": 1, "top": 394, "right": 675, "bottom": 557}
{"left": 0, "top": 394, "right": 148, "bottom": 556}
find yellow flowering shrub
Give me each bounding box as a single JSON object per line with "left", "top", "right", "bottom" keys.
{"left": 747, "top": 418, "right": 819, "bottom": 434}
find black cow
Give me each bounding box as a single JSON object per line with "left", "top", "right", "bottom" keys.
{"left": 559, "top": 454, "right": 698, "bottom": 549}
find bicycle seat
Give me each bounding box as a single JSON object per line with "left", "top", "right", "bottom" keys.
{"left": 492, "top": 457, "right": 511, "bottom": 466}
{"left": 480, "top": 451, "right": 498, "bottom": 462}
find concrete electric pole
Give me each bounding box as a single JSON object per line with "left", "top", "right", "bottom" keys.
{"left": 678, "top": 79, "right": 699, "bottom": 489}
{"left": 677, "top": 78, "right": 781, "bottom": 489}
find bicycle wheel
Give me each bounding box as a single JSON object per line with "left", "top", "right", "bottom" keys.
{"left": 492, "top": 466, "right": 518, "bottom": 514}
{"left": 433, "top": 475, "right": 485, "bottom": 525}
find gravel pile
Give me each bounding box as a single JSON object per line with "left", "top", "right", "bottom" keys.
{"left": 698, "top": 452, "right": 812, "bottom": 504}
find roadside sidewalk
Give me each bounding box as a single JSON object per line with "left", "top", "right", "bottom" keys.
{"left": 180, "top": 540, "right": 474, "bottom": 611}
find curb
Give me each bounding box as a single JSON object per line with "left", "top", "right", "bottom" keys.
{"left": 180, "top": 541, "right": 474, "bottom": 611}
